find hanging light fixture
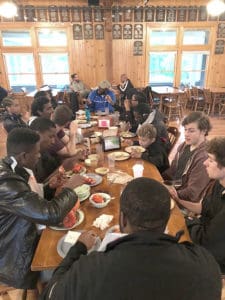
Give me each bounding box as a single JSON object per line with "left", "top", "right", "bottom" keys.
{"left": 207, "top": 0, "right": 225, "bottom": 16}
{"left": 0, "top": 1, "right": 17, "bottom": 18}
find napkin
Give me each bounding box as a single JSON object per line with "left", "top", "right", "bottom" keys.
{"left": 92, "top": 214, "right": 114, "bottom": 230}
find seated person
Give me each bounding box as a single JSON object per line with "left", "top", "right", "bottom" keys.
{"left": 0, "top": 85, "right": 8, "bottom": 103}
{"left": 117, "top": 73, "right": 134, "bottom": 101}
{"left": 0, "top": 128, "right": 80, "bottom": 292}
{"left": 28, "top": 96, "right": 53, "bottom": 125}
{"left": 39, "top": 85, "right": 57, "bottom": 109}
{"left": 70, "top": 73, "right": 90, "bottom": 100}
{"left": 127, "top": 123, "right": 169, "bottom": 174}
{"left": 87, "top": 80, "right": 116, "bottom": 113}
{"left": 162, "top": 112, "right": 212, "bottom": 203}
{"left": 51, "top": 105, "right": 79, "bottom": 158}
{"left": 2, "top": 97, "right": 28, "bottom": 133}
{"left": 41, "top": 178, "right": 221, "bottom": 300}
{"left": 184, "top": 137, "right": 225, "bottom": 274}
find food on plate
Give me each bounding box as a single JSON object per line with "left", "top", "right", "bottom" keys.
{"left": 114, "top": 152, "right": 128, "bottom": 159}
{"left": 63, "top": 211, "right": 77, "bottom": 228}
{"left": 95, "top": 167, "right": 109, "bottom": 175}
{"left": 73, "top": 163, "right": 84, "bottom": 174}
{"left": 92, "top": 194, "right": 104, "bottom": 203}
{"left": 120, "top": 132, "right": 135, "bottom": 138}
{"left": 84, "top": 176, "right": 96, "bottom": 185}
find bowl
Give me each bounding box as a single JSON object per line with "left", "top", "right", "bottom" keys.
{"left": 74, "top": 184, "right": 91, "bottom": 199}
{"left": 85, "top": 159, "right": 92, "bottom": 167}
{"left": 95, "top": 167, "right": 109, "bottom": 175}
{"left": 89, "top": 193, "right": 111, "bottom": 208}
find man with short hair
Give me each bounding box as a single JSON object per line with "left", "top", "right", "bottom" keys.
{"left": 41, "top": 178, "right": 221, "bottom": 300}
{"left": 87, "top": 80, "right": 116, "bottom": 113}
{"left": 2, "top": 96, "right": 28, "bottom": 133}
{"left": 184, "top": 137, "right": 225, "bottom": 273}
{"left": 0, "top": 128, "right": 79, "bottom": 291}
{"left": 162, "top": 111, "right": 212, "bottom": 203}
{"left": 28, "top": 96, "right": 53, "bottom": 125}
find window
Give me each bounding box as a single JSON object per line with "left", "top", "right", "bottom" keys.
{"left": 39, "top": 53, "right": 69, "bottom": 88}
{"left": 150, "top": 30, "right": 177, "bottom": 46}
{"left": 2, "top": 30, "right": 31, "bottom": 46}
{"left": 183, "top": 29, "right": 210, "bottom": 45}
{"left": 180, "top": 52, "right": 208, "bottom": 87}
{"left": 149, "top": 52, "right": 176, "bottom": 86}
{"left": 37, "top": 29, "right": 67, "bottom": 47}
{"left": 4, "top": 53, "right": 36, "bottom": 92}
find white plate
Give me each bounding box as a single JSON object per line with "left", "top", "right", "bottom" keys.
{"left": 120, "top": 132, "right": 136, "bottom": 138}
{"left": 89, "top": 193, "right": 111, "bottom": 208}
{"left": 49, "top": 210, "right": 84, "bottom": 231}
{"left": 84, "top": 173, "right": 103, "bottom": 186}
{"left": 125, "top": 146, "right": 145, "bottom": 154}
{"left": 108, "top": 151, "right": 130, "bottom": 161}
{"left": 57, "top": 234, "right": 101, "bottom": 258}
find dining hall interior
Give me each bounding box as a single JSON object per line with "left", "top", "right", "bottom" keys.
{"left": 1, "top": 0, "right": 225, "bottom": 299}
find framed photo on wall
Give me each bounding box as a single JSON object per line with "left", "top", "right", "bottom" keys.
{"left": 145, "top": 7, "right": 155, "bottom": 22}
{"left": 83, "top": 7, "right": 92, "bottom": 22}
{"left": 156, "top": 6, "right": 165, "bottom": 22}
{"left": 112, "top": 24, "right": 122, "bottom": 39}
{"left": 71, "top": 7, "right": 82, "bottom": 22}
{"left": 84, "top": 24, "right": 93, "bottom": 39}
{"left": 215, "top": 39, "right": 225, "bottom": 54}
{"left": 123, "top": 7, "right": 132, "bottom": 22}
{"left": 59, "top": 7, "right": 70, "bottom": 22}
{"left": 73, "top": 24, "right": 83, "bottom": 40}
{"left": 188, "top": 6, "right": 197, "bottom": 22}
{"left": 177, "top": 6, "right": 187, "bottom": 22}
{"left": 25, "top": 5, "right": 36, "bottom": 22}
{"left": 14, "top": 5, "right": 25, "bottom": 22}
{"left": 94, "top": 8, "right": 104, "bottom": 22}
{"left": 134, "top": 24, "right": 143, "bottom": 39}
{"left": 112, "top": 7, "right": 122, "bottom": 22}
{"left": 123, "top": 24, "right": 132, "bottom": 39}
{"left": 95, "top": 24, "right": 104, "bottom": 39}
{"left": 36, "top": 7, "right": 48, "bottom": 22}
{"left": 198, "top": 6, "right": 207, "bottom": 21}
{"left": 48, "top": 5, "right": 59, "bottom": 22}
{"left": 134, "top": 7, "right": 143, "bottom": 22}
{"left": 133, "top": 41, "right": 143, "bottom": 56}
{"left": 166, "top": 7, "right": 176, "bottom": 22}
{"left": 217, "top": 23, "right": 225, "bottom": 38}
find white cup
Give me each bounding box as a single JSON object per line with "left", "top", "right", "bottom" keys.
{"left": 132, "top": 164, "right": 144, "bottom": 178}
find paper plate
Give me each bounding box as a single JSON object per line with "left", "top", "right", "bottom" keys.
{"left": 49, "top": 210, "right": 84, "bottom": 231}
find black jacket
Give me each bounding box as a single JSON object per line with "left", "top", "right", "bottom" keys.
{"left": 41, "top": 231, "right": 221, "bottom": 300}
{"left": 187, "top": 181, "right": 225, "bottom": 273}
{"left": 3, "top": 112, "right": 28, "bottom": 133}
{"left": 0, "top": 157, "right": 77, "bottom": 289}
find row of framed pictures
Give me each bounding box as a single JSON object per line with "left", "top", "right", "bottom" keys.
{"left": 1, "top": 5, "right": 225, "bottom": 23}
{"left": 73, "top": 24, "right": 144, "bottom": 40}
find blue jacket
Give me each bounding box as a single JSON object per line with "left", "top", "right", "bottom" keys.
{"left": 88, "top": 89, "right": 116, "bottom": 113}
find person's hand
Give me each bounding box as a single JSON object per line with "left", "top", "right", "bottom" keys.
{"left": 105, "top": 95, "right": 112, "bottom": 104}
{"left": 123, "top": 139, "right": 133, "bottom": 146}
{"left": 75, "top": 147, "right": 89, "bottom": 161}
{"left": 86, "top": 98, "right": 92, "bottom": 105}
{"left": 165, "top": 185, "right": 180, "bottom": 202}
{"left": 49, "top": 173, "right": 66, "bottom": 189}
{"left": 131, "top": 150, "right": 142, "bottom": 158}
{"left": 78, "top": 230, "right": 98, "bottom": 250}
{"left": 124, "top": 99, "right": 130, "bottom": 111}
{"left": 63, "top": 174, "right": 85, "bottom": 189}
{"left": 69, "top": 120, "right": 78, "bottom": 135}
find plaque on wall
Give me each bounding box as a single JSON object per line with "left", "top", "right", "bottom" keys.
{"left": 73, "top": 24, "right": 83, "bottom": 40}
{"left": 177, "top": 6, "right": 187, "bottom": 22}
{"left": 37, "top": 7, "right": 48, "bottom": 22}
{"left": 112, "top": 24, "right": 122, "bottom": 39}
{"left": 95, "top": 24, "right": 104, "bottom": 39}
{"left": 83, "top": 7, "right": 92, "bottom": 22}
{"left": 145, "top": 7, "right": 155, "bottom": 22}
{"left": 166, "top": 7, "right": 176, "bottom": 22}
{"left": 134, "top": 7, "right": 143, "bottom": 22}
{"left": 188, "top": 6, "right": 197, "bottom": 22}
{"left": 133, "top": 41, "right": 143, "bottom": 56}
{"left": 84, "top": 24, "right": 93, "bottom": 39}
{"left": 134, "top": 24, "right": 143, "bottom": 39}
{"left": 59, "top": 6, "right": 70, "bottom": 22}
{"left": 48, "top": 6, "right": 59, "bottom": 22}
{"left": 25, "top": 5, "right": 36, "bottom": 22}
{"left": 198, "top": 6, "right": 207, "bottom": 21}
{"left": 215, "top": 39, "right": 225, "bottom": 54}
{"left": 112, "top": 7, "right": 122, "bottom": 22}
{"left": 123, "top": 24, "right": 132, "bottom": 39}
{"left": 71, "top": 7, "right": 82, "bottom": 22}
{"left": 156, "top": 6, "right": 165, "bottom": 22}
{"left": 94, "top": 7, "right": 103, "bottom": 22}
{"left": 123, "top": 7, "right": 132, "bottom": 22}
{"left": 15, "top": 5, "right": 24, "bottom": 22}
{"left": 217, "top": 23, "right": 225, "bottom": 38}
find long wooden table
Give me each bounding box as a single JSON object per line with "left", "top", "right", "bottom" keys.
{"left": 31, "top": 153, "right": 190, "bottom": 271}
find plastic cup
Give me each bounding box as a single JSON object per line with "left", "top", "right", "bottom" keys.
{"left": 132, "top": 164, "right": 144, "bottom": 178}
{"left": 108, "top": 156, "right": 115, "bottom": 169}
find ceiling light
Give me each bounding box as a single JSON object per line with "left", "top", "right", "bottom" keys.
{"left": 207, "top": 0, "right": 225, "bottom": 16}
{"left": 0, "top": 1, "right": 17, "bottom": 18}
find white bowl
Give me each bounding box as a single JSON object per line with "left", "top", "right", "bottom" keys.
{"left": 74, "top": 184, "right": 91, "bottom": 199}
{"left": 89, "top": 193, "right": 111, "bottom": 208}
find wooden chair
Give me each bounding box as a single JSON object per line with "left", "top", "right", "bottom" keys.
{"left": 219, "top": 101, "right": 225, "bottom": 116}
{"left": 167, "top": 126, "right": 180, "bottom": 153}
{"left": 203, "top": 89, "right": 213, "bottom": 115}
{"left": 163, "top": 94, "right": 182, "bottom": 121}
{"left": 191, "top": 87, "right": 204, "bottom": 111}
